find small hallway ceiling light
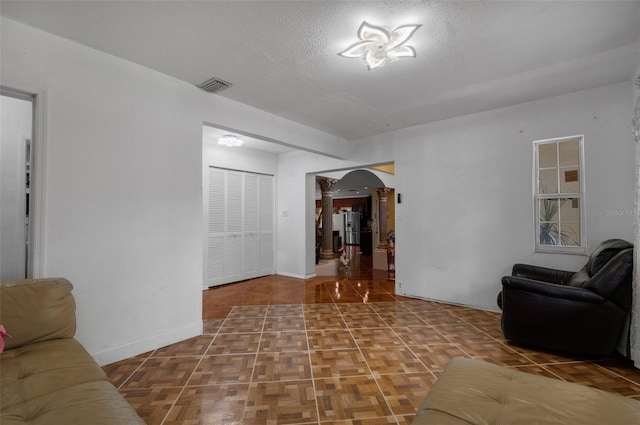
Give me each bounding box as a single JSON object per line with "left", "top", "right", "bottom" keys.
{"left": 217, "top": 134, "right": 244, "bottom": 147}
{"left": 338, "top": 21, "right": 422, "bottom": 70}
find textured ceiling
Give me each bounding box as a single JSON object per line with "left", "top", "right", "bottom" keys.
{"left": 2, "top": 1, "right": 639, "bottom": 142}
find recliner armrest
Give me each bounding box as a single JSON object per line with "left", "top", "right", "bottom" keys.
{"left": 511, "top": 264, "right": 575, "bottom": 285}
{"left": 502, "top": 275, "right": 606, "bottom": 303}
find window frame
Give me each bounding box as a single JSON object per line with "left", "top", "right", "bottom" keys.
{"left": 532, "top": 135, "right": 586, "bottom": 254}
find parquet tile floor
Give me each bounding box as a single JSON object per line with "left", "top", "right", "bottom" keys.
{"left": 103, "top": 247, "right": 640, "bottom": 424}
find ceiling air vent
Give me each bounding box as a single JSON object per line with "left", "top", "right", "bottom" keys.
{"left": 196, "top": 77, "right": 232, "bottom": 94}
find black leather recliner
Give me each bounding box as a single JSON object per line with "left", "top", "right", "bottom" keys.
{"left": 498, "top": 239, "right": 634, "bottom": 355}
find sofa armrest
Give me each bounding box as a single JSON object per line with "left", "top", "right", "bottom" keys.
{"left": 0, "top": 278, "right": 76, "bottom": 350}
{"left": 511, "top": 264, "right": 575, "bottom": 285}
{"left": 502, "top": 275, "right": 605, "bottom": 304}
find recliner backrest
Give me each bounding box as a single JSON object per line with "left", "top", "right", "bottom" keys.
{"left": 584, "top": 248, "right": 634, "bottom": 309}
{"left": 568, "top": 239, "right": 633, "bottom": 288}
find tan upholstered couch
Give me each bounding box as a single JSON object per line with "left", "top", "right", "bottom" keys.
{"left": 413, "top": 357, "right": 640, "bottom": 425}
{"left": 0, "top": 278, "right": 144, "bottom": 425}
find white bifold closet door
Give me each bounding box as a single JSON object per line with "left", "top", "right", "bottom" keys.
{"left": 207, "top": 167, "right": 274, "bottom": 287}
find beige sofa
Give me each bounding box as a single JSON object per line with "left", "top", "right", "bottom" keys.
{"left": 0, "top": 278, "right": 144, "bottom": 425}
{"left": 413, "top": 357, "right": 640, "bottom": 425}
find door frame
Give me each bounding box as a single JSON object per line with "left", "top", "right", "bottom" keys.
{"left": 1, "top": 86, "right": 47, "bottom": 278}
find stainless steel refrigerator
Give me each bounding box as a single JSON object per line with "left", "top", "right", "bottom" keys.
{"left": 344, "top": 211, "right": 361, "bottom": 245}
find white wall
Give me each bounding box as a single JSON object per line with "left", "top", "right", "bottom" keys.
{"left": 0, "top": 95, "right": 32, "bottom": 282}
{"left": 350, "top": 81, "right": 635, "bottom": 310}
{"left": 203, "top": 141, "right": 278, "bottom": 176}
{"left": 0, "top": 17, "right": 345, "bottom": 365}
{"left": 276, "top": 151, "right": 382, "bottom": 278}
{"left": 277, "top": 81, "right": 635, "bottom": 292}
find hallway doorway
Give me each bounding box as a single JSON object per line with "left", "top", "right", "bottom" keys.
{"left": 314, "top": 166, "right": 395, "bottom": 279}
{"left": 0, "top": 90, "right": 34, "bottom": 281}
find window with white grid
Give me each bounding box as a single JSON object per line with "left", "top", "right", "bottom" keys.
{"left": 533, "top": 135, "right": 586, "bottom": 254}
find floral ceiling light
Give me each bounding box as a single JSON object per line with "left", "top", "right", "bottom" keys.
{"left": 338, "top": 21, "right": 422, "bottom": 70}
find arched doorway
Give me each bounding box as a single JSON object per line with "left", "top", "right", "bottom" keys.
{"left": 314, "top": 168, "right": 395, "bottom": 279}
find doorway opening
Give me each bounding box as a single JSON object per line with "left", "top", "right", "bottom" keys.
{"left": 1, "top": 89, "right": 35, "bottom": 281}
{"left": 314, "top": 165, "right": 395, "bottom": 279}
{"left": 201, "top": 124, "right": 285, "bottom": 290}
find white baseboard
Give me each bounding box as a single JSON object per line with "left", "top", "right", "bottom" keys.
{"left": 91, "top": 321, "right": 203, "bottom": 366}
{"left": 275, "top": 271, "right": 310, "bottom": 279}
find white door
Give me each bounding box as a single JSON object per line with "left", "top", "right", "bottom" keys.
{"left": 206, "top": 169, "right": 226, "bottom": 286}
{"left": 258, "top": 175, "right": 274, "bottom": 276}
{"left": 0, "top": 93, "right": 33, "bottom": 282}
{"left": 243, "top": 173, "right": 259, "bottom": 277}
{"left": 206, "top": 167, "right": 274, "bottom": 287}
{"left": 225, "top": 171, "right": 245, "bottom": 283}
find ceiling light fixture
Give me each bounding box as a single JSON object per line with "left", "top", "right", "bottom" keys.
{"left": 338, "top": 21, "right": 422, "bottom": 70}
{"left": 217, "top": 134, "right": 244, "bottom": 147}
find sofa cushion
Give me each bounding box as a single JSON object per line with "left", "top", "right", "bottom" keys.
{"left": 0, "top": 278, "right": 76, "bottom": 350}
{"left": 413, "top": 357, "right": 640, "bottom": 425}
{"left": 0, "top": 278, "right": 144, "bottom": 425}
{"left": 1, "top": 338, "right": 110, "bottom": 410}
{"left": 1, "top": 338, "right": 144, "bottom": 425}
{"left": 1, "top": 381, "right": 144, "bottom": 425}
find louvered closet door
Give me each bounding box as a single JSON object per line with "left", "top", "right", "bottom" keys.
{"left": 243, "top": 174, "right": 259, "bottom": 278}
{"left": 259, "top": 175, "right": 274, "bottom": 275}
{"left": 207, "top": 169, "right": 226, "bottom": 286}
{"left": 225, "top": 171, "right": 244, "bottom": 283}
{"left": 207, "top": 167, "right": 274, "bottom": 287}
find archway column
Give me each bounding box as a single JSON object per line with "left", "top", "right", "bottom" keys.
{"left": 318, "top": 177, "right": 338, "bottom": 260}
{"left": 376, "top": 187, "right": 392, "bottom": 249}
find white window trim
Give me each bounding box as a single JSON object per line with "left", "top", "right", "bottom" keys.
{"left": 532, "top": 135, "right": 587, "bottom": 254}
